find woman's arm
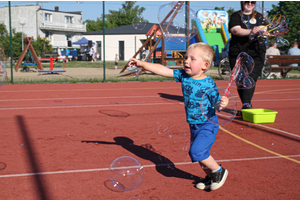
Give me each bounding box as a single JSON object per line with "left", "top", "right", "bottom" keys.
{"left": 230, "top": 25, "right": 261, "bottom": 37}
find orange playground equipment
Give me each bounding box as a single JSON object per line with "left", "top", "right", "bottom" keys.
{"left": 38, "top": 57, "right": 66, "bottom": 73}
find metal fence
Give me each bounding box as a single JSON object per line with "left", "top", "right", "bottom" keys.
{"left": 0, "top": 1, "right": 118, "bottom": 84}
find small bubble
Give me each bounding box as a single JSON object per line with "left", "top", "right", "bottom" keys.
{"left": 21, "top": 144, "right": 24, "bottom": 146}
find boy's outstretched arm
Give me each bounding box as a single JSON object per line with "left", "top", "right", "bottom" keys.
{"left": 128, "top": 58, "right": 174, "bottom": 78}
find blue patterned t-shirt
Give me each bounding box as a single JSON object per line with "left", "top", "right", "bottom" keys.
{"left": 174, "top": 69, "right": 219, "bottom": 124}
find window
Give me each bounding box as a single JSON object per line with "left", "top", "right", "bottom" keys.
{"left": 66, "top": 35, "right": 72, "bottom": 41}
{"left": 45, "top": 13, "right": 52, "bottom": 22}
{"left": 65, "top": 16, "right": 74, "bottom": 24}
{"left": 119, "top": 41, "right": 124, "bottom": 61}
{"left": 45, "top": 31, "right": 52, "bottom": 41}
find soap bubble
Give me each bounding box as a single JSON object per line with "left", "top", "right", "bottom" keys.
{"left": 132, "top": 16, "right": 146, "bottom": 30}
{"left": 0, "top": 61, "right": 7, "bottom": 88}
{"left": 157, "top": 2, "right": 197, "bottom": 43}
{"left": 109, "top": 156, "right": 144, "bottom": 191}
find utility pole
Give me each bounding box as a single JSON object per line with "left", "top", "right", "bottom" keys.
{"left": 20, "top": 22, "right": 25, "bottom": 51}
{"left": 103, "top": 1, "right": 106, "bottom": 82}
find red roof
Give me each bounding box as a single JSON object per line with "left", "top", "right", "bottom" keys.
{"left": 146, "top": 24, "right": 162, "bottom": 36}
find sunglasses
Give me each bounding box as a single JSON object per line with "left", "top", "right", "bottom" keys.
{"left": 244, "top": 1, "right": 256, "bottom": 4}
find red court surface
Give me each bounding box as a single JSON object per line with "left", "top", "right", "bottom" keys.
{"left": 0, "top": 79, "right": 299, "bottom": 200}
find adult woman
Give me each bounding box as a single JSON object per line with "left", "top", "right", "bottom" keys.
{"left": 229, "top": 1, "right": 267, "bottom": 111}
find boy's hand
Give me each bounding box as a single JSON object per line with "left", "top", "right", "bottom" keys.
{"left": 128, "top": 58, "right": 141, "bottom": 68}
{"left": 220, "top": 96, "right": 229, "bottom": 109}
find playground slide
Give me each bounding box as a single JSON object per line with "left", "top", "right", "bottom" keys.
{"left": 195, "top": 18, "right": 229, "bottom": 54}
{"left": 221, "top": 22, "right": 230, "bottom": 43}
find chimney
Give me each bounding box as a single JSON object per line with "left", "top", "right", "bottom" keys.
{"left": 55, "top": 6, "right": 59, "bottom": 12}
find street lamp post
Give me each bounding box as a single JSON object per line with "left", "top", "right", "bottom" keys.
{"left": 20, "top": 22, "right": 25, "bottom": 51}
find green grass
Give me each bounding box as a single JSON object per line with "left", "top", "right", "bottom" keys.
{"left": 10, "top": 61, "right": 129, "bottom": 69}
{"left": 4, "top": 61, "right": 299, "bottom": 85}
{"left": 62, "top": 61, "right": 129, "bottom": 69}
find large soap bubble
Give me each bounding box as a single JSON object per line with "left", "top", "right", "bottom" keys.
{"left": 0, "top": 61, "right": 7, "bottom": 88}
{"left": 157, "top": 2, "right": 197, "bottom": 43}
{"left": 109, "top": 156, "right": 145, "bottom": 191}
{"left": 132, "top": 16, "right": 146, "bottom": 30}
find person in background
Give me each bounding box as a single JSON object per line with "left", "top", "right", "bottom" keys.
{"left": 229, "top": 1, "right": 267, "bottom": 112}
{"left": 265, "top": 41, "right": 281, "bottom": 78}
{"left": 283, "top": 41, "right": 300, "bottom": 77}
{"left": 65, "top": 47, "right": 70, "bottom": 63}
{"left": 57, "top": 47, "right": 61, "bottom": 57}
{"left": 288, "top": 41, "right": 300, "bottom": 65}
{"left": 91, "top": 48, "right": 96, "bottom": 62}
{"left": 266, "top": 41, "right": 280, "bottom": 57}
{"left": 115, "top": 53, "right": 119, "bottom": 70}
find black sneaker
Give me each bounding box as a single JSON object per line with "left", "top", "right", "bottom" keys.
{"left": 196, "top": 174, "right": 212, "bottom": 190}
{"left": 210, "top": 167, "right": 229, "bottom": 190}
{"left": 242, "top": 103, "right": 252, "bottom": 109}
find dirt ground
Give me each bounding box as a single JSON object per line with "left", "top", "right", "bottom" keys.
{"left": 7, "top": 66, "right": 220, "bottom": 81}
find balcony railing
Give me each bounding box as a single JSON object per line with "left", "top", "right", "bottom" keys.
{"left": 39, "top": 21, "right": 86, "bottom": 32}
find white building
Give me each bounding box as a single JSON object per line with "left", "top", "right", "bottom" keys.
{"left": 0, "top": 4, "right": 86, "bottom": 49}
{"left": 83, "top": 23, "right": 159, "bottom": 61}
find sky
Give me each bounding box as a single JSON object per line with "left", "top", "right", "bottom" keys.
{"left": 5, "top": 1, "right": 280, "bottom": 23}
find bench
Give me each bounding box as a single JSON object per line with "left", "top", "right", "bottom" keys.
{"left": 264, "top": 55, "right": 300, "bottom": 78}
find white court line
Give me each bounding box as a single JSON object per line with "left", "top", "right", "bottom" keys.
{"left": 255, "top": 124, "right": 300, "bottom": 138}
{"left": 0, "top": 96, "right": 159, "bottom": 102}
{"left": 0, "top": 155, "right": 299, "bottom": 178}
{"left": 0, "top": 96, "right": 299, "bottom": 102}
{"left": 0, "top": 102, "right": 178, "bottom": 111}
{"left": 254, "top": 98, "right": 300, "bottom": 102}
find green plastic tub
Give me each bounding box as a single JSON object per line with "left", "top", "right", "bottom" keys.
{"left": 242, "top": 109, "right": 278, "bottom": 123}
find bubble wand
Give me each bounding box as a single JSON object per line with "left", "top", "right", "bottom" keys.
{"left": 224, "top": 57, "right": 241, "bottom": 96}
{"left": 210, "top": 57, "right": 241, "bottom": 112}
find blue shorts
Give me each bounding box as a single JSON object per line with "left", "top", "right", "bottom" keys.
{"left": 189, "top": 115, "right": 219, "bottom": 162}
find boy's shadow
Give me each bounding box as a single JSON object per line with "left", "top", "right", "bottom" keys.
{"left": 82, "top": 136, "right": 202, "bottom": 184}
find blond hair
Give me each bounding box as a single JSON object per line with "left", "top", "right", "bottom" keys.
{"left": 187, "top": 42, "right": 214, "bottom": 71}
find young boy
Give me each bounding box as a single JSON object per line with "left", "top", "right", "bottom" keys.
{"left": 128, "top": 42, "right": 229, "bottom": 191}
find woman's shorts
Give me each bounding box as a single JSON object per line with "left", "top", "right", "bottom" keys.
{"left": 189, "top": 115, "right": 219, "bottom": 162}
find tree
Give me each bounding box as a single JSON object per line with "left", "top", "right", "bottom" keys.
{"left": 226, "top": 7, "right": 236, "bottom": 20}
{"left": 106, "top": 1, "right": 147, "bottom": 28}
{"left": 86, "top": 18, "right": 104, "bottom": 33}
{"left": 31, "top": 36, "right": 53, "bottom": 57}
{"left": 85, "top": 1, "right": 147, "bottom": 32}
{"left": 267, "top": 1, "right": 300, "bottom": 52}
{"left": 0, "top": 27, "right": 22, "bottom": 59}
{"left": 214, "top": 6, "right": 236, "bottom": 22}
{"left": 214, "top": 6, "right": 225, "bottom": 10}
{"left": 0, "top": 23, "right": 8, "bottom": 60}
{"left": 0, "top": 23, "right": 52, "bottom": 60}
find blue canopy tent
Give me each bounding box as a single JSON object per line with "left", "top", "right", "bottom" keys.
{"left": 72, "top": 37, "right": 95, "bottom": 46}
{"left": 73, "top": 37, "right": 95, "bottom": 61}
